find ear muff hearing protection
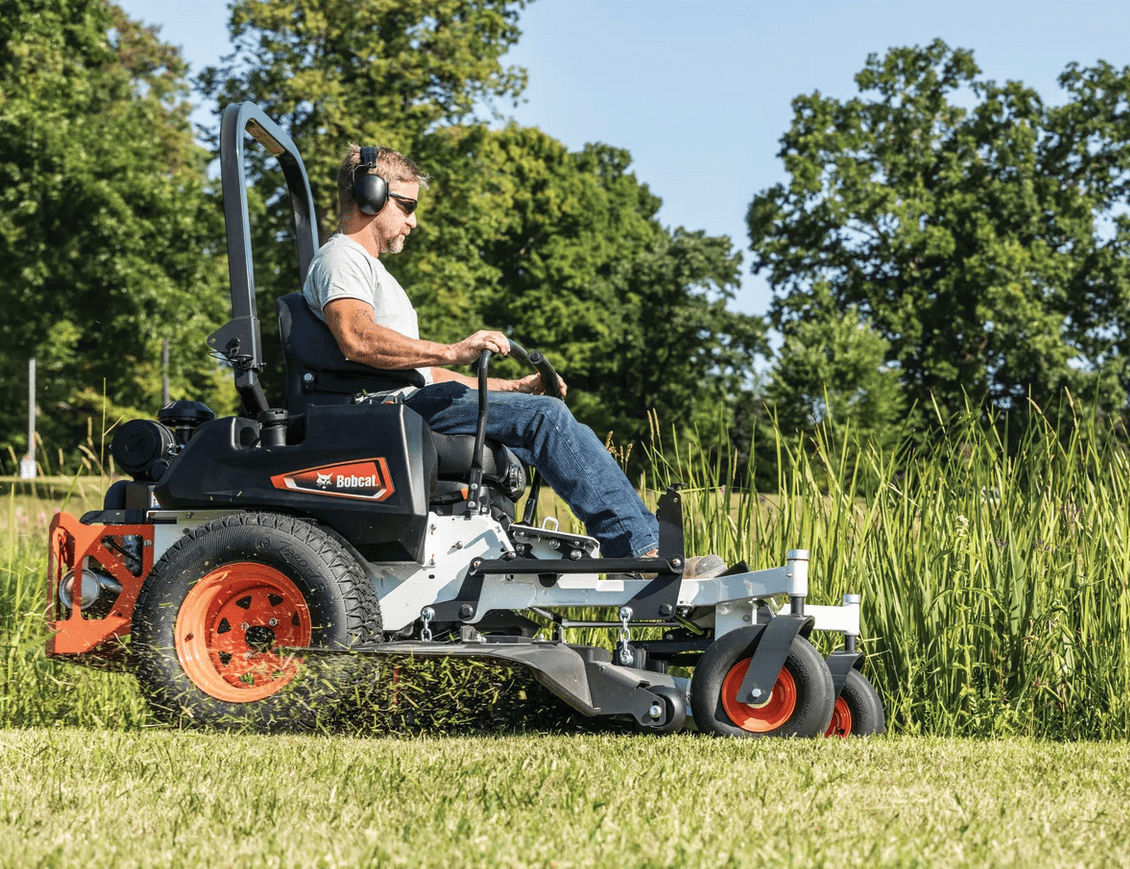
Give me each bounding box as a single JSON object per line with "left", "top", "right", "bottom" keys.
{"left": 352, "top": 146, "right": 389, "bottom": 215}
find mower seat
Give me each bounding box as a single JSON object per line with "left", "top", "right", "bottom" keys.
{"left": 277, "top": 291, "right": 424, "bottom": 414}
{"left": 276, "top": 293, "right": 521, "bottom": 488}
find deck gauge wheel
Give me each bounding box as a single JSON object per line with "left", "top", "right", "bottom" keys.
{"left": 690, "top": 626, "right": 834, "bottom": 738}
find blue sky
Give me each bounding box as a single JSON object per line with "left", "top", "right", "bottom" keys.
{"left": 118, "top": 0, "right": 1130, "bottom": 317}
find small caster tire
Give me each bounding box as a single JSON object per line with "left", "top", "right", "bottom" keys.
{"left": 825, "top": 668, "right": 885, "bottom": 737}
{"left": 691, "top": 626, "right": 834, "bottom": 738}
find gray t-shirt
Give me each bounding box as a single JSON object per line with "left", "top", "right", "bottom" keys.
{"left": 302, "top": 233, "right": 433, "bottom": 389}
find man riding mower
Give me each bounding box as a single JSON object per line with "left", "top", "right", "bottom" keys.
{"left": 46, "top": 102, "right": 884, "bottom": 739}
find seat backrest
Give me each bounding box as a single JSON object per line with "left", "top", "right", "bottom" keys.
{"left": 276, "top": 292, "right": 424, "bottom": 414}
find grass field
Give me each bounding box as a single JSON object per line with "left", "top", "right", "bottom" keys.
{"left": 4, "top": 406, "right": 1130, "bottom": 866}
{"left": 1, "top": 729, "right": 1128, "bottom": 869}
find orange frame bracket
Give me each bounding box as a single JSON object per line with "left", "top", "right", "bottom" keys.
{"left": 46, "top": 512, "right": 154, "bottom": 658}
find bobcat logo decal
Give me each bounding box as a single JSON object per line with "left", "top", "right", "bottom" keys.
{"left": 271, "top": 459, "right": 396, "bottom": 502}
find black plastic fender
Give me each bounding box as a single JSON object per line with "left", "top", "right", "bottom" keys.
{"left": 733, "top": 614, "right": 815, "bottom": 705}
{"left": 825, "top": 649, "right": 864, "bottom": 700}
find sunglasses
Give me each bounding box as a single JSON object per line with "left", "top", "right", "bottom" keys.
{"left": 389, "top": 193, "right": 418, "bottom": 215}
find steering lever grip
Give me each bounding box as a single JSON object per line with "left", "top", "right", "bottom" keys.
{"left": 527, "top": 350, "right": 563, "bottom": 400}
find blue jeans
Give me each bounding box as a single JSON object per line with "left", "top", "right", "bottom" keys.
{"left": 405, "top": 382, "right": 659, "bottom": 557}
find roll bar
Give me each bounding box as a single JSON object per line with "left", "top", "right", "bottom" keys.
{"left": 208, "top": 101, "right": 320, "bottom": 417}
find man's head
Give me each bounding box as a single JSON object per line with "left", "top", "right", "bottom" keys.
{"left": 337, "top": 144, "right": 429, "bottom": 254}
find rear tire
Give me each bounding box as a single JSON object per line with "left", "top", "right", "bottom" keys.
{"left": 132, "top": 512, "right": 380, "bottom": 730}
{"left": 825, "top": 668, "right": 885, "bottom": 737}
{"left": 690, "top": 626, "right": 834, "bottom": 738}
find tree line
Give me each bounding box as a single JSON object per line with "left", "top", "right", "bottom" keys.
{"left": 2, "top": 2, "right": 1128, "bottom": 482}
{"left": 752, "top": 40, "right": 1130, "bottom": 460}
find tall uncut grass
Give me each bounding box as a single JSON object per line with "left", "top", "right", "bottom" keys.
{"left": 1, "top": 457, "right": 150, "bottom": 729}
{"left": 650, "top": 398, "right": 1130, "bottom": 739}
{"left": 3, "top": 398, "right": 1129, "bottom": 738}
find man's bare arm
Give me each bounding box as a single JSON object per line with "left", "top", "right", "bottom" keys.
{"left": 431, "top": 366, "right": 565, "bottom": 394}
{"left": 323, "top": 298, "right": 508, "bottom": 369}
{"left": 325, "top": 298, "right": 567, "bottom": 396}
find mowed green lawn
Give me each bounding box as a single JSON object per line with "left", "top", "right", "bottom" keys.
{"left": 1, "top": 730, "right": 1127, "bottom": 869}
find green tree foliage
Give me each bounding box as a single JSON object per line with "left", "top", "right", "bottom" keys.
{"left": 748, "top": 40, "right": 1130, "bottom": 431}
{"left": 592, "top": 228, "right": 765, "bottom": 453}
{"left": 200, "top": 0, "right": 766, "bottom": 460}
{"left": 0, "top": 0, "right": 229, "bottom": 464}
{"left": 764, "top": 283, "right": 906, "bottom": 444}
{"left": 197, "top": 0, "right": 529, "bottom": 235}
{"left": 755, "top": 283, "right": 906, "bottom": 491}
{"left": 393, "top": 124, "right": 766, "bottom": 460}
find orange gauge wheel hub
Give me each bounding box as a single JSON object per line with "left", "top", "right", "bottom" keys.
{"left": 720, "top": 657, "right": 798, "bottom": 732}
{"left": 825, "top": 696, "right": 852, "bottom": 738}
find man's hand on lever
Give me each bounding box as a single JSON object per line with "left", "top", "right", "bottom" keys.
{"left": 447, "top": 330, "right": 511, "bottom": 365}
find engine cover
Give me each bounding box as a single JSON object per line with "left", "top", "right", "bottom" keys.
{"left": 155, "top": 403, "right": 437, "bottom": 562}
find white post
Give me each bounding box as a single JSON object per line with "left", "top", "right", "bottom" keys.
{"left": 20, "top": 357, "right": 36, "bottom": 479}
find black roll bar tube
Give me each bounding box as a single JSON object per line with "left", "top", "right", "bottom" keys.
{"left": 209, "top": 101, "right": 321, "bottom": 417}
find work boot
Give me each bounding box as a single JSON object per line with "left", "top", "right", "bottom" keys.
{"left": 607, "top": 552, "right": 726, "bottom": 581}
{"left": 683, "top": 553, "right": 727, "bottom": 578}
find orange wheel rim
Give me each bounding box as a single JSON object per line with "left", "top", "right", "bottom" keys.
{"left": 825, "top": 696, "right": 852, "bottom": 738}
{"left": 720, "top": 657, "right": 797, "bottom": 732}
{"left": 175, "top": 563, "right": 311, "bottom": 702}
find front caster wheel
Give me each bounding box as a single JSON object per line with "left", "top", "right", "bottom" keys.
{"left": 690, "top": 626, "right": 834, "bottom": 738}
{"left": 825, "top": 669, "right": 886, "bottom": 737}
